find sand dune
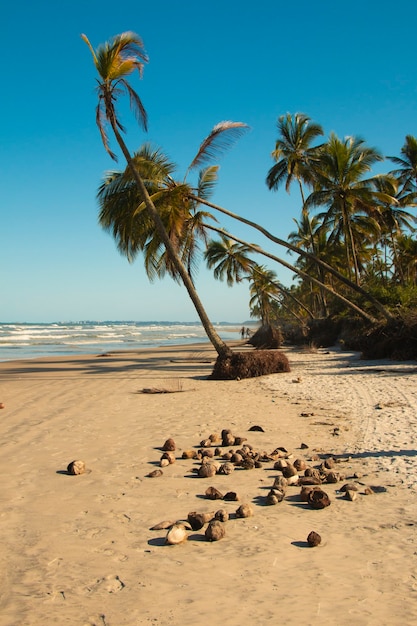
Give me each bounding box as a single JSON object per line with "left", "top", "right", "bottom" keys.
{"left": 0, "top": 344, "right": 416, "bottom": 625}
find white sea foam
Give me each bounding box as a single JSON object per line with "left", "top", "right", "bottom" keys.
{"left": 0, "top": 321, "right": 243, "bottom": 362}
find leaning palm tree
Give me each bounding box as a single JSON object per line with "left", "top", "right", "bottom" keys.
{"left": 82, "top": 31, "right": 240, "bottom": 358}
{"left": 205, "top": 235, "right": 314, "bottom": 319}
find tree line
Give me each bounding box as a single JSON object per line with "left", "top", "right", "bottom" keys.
{"left": 83, "top": 31, "right": 417, "bottom": 361}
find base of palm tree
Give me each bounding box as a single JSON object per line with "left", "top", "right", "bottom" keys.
{"left": 209, "top": 350, "right": 290, "bottom": 380}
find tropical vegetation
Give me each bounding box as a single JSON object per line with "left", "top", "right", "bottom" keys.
{"left": 84, "top": 31, "right": 417, "bottom": 363}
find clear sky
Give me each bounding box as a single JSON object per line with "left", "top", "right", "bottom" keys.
{"left": 2, "top": 0, "right": 416, "bottom": 323}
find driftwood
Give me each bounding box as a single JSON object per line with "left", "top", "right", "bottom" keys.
{"left": 139, "top": 387, "right": 184, "bottom": 394}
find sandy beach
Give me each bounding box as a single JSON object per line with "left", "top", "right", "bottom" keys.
{"left": 0, "top": 342, "right": 416, "bottom": 625}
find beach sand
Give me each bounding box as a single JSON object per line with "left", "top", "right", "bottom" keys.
{"left": 0, "top": 343, "right": 416, "bottom": 625}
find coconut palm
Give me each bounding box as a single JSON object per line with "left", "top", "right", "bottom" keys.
{"left": 83, "top": 31, "right": 241, "bottom": 358}
{"left": 388, "top": 135, "right": 417, "bottom": 196}
{"left": 194, "top": 196, "right": 394, "bottom": 321}
{"left": 304, "top": 133, "right": 397, "bottom": 284}
{"left": 266, "top": 113, "right": 324, "bottom": 204}
{"left": 205, "top": 235, "right": 314, "bottom": 320}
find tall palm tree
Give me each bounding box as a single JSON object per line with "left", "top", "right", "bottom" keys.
{"left": 304, "top": 133, "right": 396, "bottom": 284}
{"left": 82, "top": 32, "right": 240, "bottom": 358}
{"left": 388, "top": 135, "right": 417, "bottom": 197}
{"left": 248, "top": 266, "right": 281, "bottom": 326}
{"left": 266, "top": 113, "right": 324, "bottom": 204}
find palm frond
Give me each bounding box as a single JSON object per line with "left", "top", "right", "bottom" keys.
{"left": 186, "top": 121, "right": 249, "bottom": 175}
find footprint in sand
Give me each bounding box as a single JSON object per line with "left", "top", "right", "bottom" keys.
{"left": 85, "top": 574, "right": 125, "bottom": 594}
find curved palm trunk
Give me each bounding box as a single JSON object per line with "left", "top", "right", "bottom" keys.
{"left": 193, "top": 195, "right": 394, "bottom": 322}
{"left": 249, "top": 264, "right": 315, "bottom": 320}
{"left": 206, "top": 224, "right": 377, "bottom": 324}
{"left": 110, "top": 123, "right": 232, "bottom": 358}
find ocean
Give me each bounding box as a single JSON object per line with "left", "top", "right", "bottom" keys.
{"left": 0, "top": 321, "right": 247, "bottom": 362}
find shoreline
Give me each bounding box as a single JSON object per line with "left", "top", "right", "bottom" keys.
{"left": 0, "top": 343, "right": 416, "bottom": 624}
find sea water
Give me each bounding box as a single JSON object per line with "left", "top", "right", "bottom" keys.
{"left": 0, "top": 321, "right": 245, "bottom": 362}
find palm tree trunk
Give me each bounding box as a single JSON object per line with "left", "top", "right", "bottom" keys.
{"left": 192, "top": 195, "right": 394, "bottom": 322}
{"left": 109, "top": 123, "right": 232, "bottom": 358}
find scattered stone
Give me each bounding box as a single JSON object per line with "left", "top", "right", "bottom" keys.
{"left": 187, "top": 512, "right": 207, "bottom": 530}
{"left": 0, "top": 403, "right": 5, "bottom": 409}
{"left": 339, "top": 483, "right": 359, "bottom": 492}
{"left": 205, "top": 486, "right": 224, "bottom": 500}
{"left": 165, "top": 523, "right": 188, "bottom": 545}
{"left": 272, "top": 476, "right": 288, "bottom": 491}
{"left": 146, "top": 469, "right": 163, "bottom": 478}
{"left": 209, "top": 433, "right": 221, "bottom": 443}
{"left": 308, "top": 489, "right": 331, "bottom": 509}
{"left": 300, "top": 442, "right": 309, "bottom": 449}
{"left": 205, "top": 520, "right": 226, "bottom": 542}
{"left": 363, "top": 486, "right": 375, "bottom": 495}
{"left": 307, "top": 531, "right": 322, "bottom": 547}
{"left": 223, "top": 491, "right": 240, "bottom": 501}
{"left": 200, "top": 439, "right": 212, "bottom": 448}
{"left": 235, "top": 503, "right": 254, "bottom": 518}
{"left": 266, "top": 489, "right": 285, "bottom": 505}
{"left": 218, "top": 462, "right": 234, "bottom": 475}
{"left": 182, "top": 449, "right": 198, "bottom": 459}
{"left": 344, "top": 489, "right": 358, "bottom": 501}
{"left": 294, "top": 458, "right": 307, "bottom": 472}
{"left": 198, "top": 463, "right": 217, "bottom": 478}
{"left": 160, "top": 451, "right": 175, "bottom": 466}
{"left": 249, "top": 425, "right": 265, "bottom": 432}
{"left": 162, "top": 438, "right": 176, "bottom": 451}
{"left": 215, "top": 509, "right": 229, "bottom": 522}
{"left": 67, "top": 460, "right": 86, "bottom": 475}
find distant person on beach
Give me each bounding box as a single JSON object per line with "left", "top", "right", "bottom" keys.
{"left": 245, "top": 327, "right": 251, "bottom": 338}
{"left": 240, "top": 327, "right": 245, "bottom": 339}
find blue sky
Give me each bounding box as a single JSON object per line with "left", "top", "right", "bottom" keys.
{"left": 2, "top": 0, "right": 416, "bottom": 323}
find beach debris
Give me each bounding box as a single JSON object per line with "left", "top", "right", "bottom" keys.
{"left": 205, "top": 486, "right": 224, "bottom": 500}
{"left": 140, "top": 387, "right": 183, "bottom": 394}
{"left": 205, "top": 520, "right": 226, "bottom": 542}
{"left": 165, "top": 523, "right": 189, "bottom": 545}
{"left": 67, "top": 460, "right": 86, "bottom": 475}
{"left": 307, "top": 531, "right": 322, "bottom": 547}
{"left": 293, "top": 458, "right": 308, "bottom": 472}
{"left": 215, "top": 509, "right": 229, "bottom": 522}
{"left": 308, "top": 489, "right": 331, "bottom": 509}
{"left": 235, "top": 503, "right": 254, "bottom": 518}
{"left": 339, "top": 483, "right": 360, "bottom": 493}
{"left": 187, "top": 512, "right": 206, "bottom": 530}
{"left": 188, "top": 511, "right": 215, "bottom": 530}
{"left": 198, "top": 463, "right": 217, "bottom": 478}
{"left": 223, "top": 491, "right": 240, "bottom": 501}
{"left": 160, "top": 451, "right": 176, "bottom": 467}
{"left": 248, "top": 425, "right": 265, "bottom": 432}
{"left": 150, "top": 520, "right": 176, "bottom": 530}
{"left": 344, "top": 489, "right": 358, "bottom": 501}
{"left": 300, "top": 485, "right": 322, "bottom": 502}
{"left": 266, "top": 489, "right": 285, "bottom": 505}
{"left": 272, "top": 476, "right": 288, "bottom": 491}
{"left": 182, "top": 449, "right": 198, "bottom": 459}
{"left": 218, "top": 462, "right": 234, "bottom": 475}
{"left": 300, "top": 442, "right": 309, "bottom": 449}
{"left": 162, "top": 438, "right": 176, "bottom": 451}
{"left": 146, "top": 469, "right": 163, "bottom": 478}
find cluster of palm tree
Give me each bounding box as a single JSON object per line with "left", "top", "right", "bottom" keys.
{"left": 266, "top": 114, "right": 417, "bottom": 322}
{"left": 83, "top": 32, "right": 417, "bottom": 363}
